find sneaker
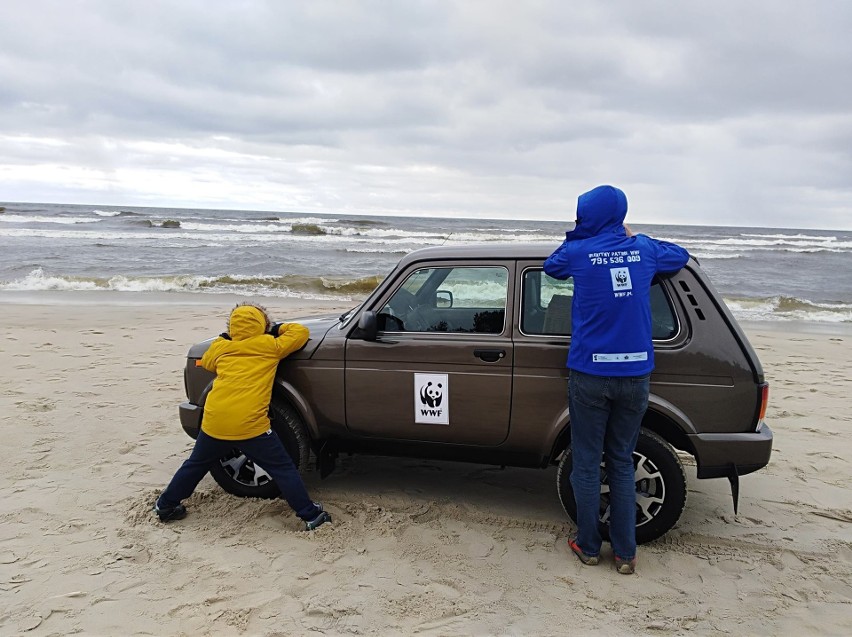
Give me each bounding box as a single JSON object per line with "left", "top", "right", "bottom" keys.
{"left": 615, "top": 556, "right": 637, "bottom": 575}
{"left": 568, "top": 538, "right": 599, "bottom": 566}
{"left": 154, "top": 501, "right": 187, "bottom": 523}
{"left": 304, "top": 503, "right": 332, "bottom": 531}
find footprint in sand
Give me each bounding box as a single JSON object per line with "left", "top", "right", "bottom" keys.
{"left": 15, "top": 400, "right": 56, "bottom": 412}
{"left": 117, "top": 442, "right": 139, "bottom": 455}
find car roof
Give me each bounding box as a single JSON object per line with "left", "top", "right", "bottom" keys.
{"left": 396, "top": 242, "right": 700, "bottom": 271}
{"left": 397, "top": 242, "right": 559, "bottom": 267}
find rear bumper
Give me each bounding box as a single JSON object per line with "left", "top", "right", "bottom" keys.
{"left": 179, "top": 402, "right": 201, "bottom": 439}
{"left": 691, "top": 422, "right": 773, "bottom": 479}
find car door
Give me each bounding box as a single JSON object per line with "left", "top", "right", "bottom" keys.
{"left": 345, "top": 261, "right": 514, "bottom": 446}
{"left": 511, "top": 263, "right": 685, "bottom": 443}
{"left": 510, "top": 264, "right": 573, "bottom": 441}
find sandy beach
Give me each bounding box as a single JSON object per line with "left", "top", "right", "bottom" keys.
{"left": 1, "top": 294, "right": 850, "bottom": 636}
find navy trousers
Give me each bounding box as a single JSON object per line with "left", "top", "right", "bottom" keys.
{"left": 158, "top": 429, "right": 318, "bottom": 520}
{"left": 568, "top": 369, "right": 650, "bottom": 561}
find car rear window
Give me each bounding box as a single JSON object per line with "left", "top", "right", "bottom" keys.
{"left": 521, "top": 269, "right": 678, "bottom": 340}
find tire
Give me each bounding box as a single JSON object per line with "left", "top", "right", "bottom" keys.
{"left": 208, "top": 400, "right": 311, "bottom": 499}
{"left": 556, "top": 428, "right": 687, "bottom": 544}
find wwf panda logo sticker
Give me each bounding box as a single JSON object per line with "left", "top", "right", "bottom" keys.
{"left": 414, "top": 373, "right": 449, "bottom": 425}
{"left": 610, "top": 267, "right": 632, "bottom": 292}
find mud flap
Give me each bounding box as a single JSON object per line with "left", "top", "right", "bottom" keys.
{"left": 727, "top": 464, "right": 740, "bottom": 514}
{"left": 318, "top": 442, "right": 337, "bottom": 479}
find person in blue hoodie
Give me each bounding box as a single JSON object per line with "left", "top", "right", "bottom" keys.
{"left": 544, "top": 185, "right": 689, "bottom": 574}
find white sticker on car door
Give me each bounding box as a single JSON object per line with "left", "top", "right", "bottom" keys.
{"left": 414, "top": 373, "right": 449, "bottom": 425}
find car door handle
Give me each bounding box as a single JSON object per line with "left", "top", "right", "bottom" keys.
{"left": 474, "top": 349, "right": 505, "bottom": 362}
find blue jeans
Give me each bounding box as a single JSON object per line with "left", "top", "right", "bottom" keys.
{"left": 158, "top": 429, "right": 318, "bottom": 521}
{"left": 568, "top": 369, "right": 650, "bottom": 561}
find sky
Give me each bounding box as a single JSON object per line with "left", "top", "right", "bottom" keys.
{"left": 1, "top": 1, "right": 851, "bottom": 230}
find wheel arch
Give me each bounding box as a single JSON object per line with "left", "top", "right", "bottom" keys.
{"left": 644, "top": 394, "right": 698, "bottom": 457}
{"left": 272, "top": 379, "right": 320, "bottom": 443}
{"left": 545, "top": 392, "right": 697, "bottom": 464}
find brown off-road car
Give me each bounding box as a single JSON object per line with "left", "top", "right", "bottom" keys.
{"left": 179, "top": 244, "right": 773, "bottom": 543}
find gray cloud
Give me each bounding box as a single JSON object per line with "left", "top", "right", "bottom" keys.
{"left": 0, "top": 0, "right": 850, "bottom": 228}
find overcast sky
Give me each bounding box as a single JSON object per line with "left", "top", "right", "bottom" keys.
{"left": 1, "top": 1, "right": 850, "bottom": 229}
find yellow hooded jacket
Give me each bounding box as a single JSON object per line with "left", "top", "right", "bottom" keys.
{"left": 199, "top": 305, "right": 310, "bottom": 440}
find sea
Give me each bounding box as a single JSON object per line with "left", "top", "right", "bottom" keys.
{"left": 1, "top": 201, "right": 851, "bottom": 324}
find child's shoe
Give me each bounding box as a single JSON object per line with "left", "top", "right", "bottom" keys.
{"left": 568, "top": 538, "right": 599, "bottom": 566}
{"left": 154, "top": 501, "right": 187, "bottom": 522}
{"left": 615, "top": 556, "right": 637, "bottom": 575}
{"left": 304, "top": 503, "right": 332, "bottom": 531}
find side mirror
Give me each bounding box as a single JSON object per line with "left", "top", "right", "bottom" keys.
{"left": 355, "top": 311, "right": 378, "bottom": 341}
{"left": 436, "top": 290, "right": 453, "bottom": 308}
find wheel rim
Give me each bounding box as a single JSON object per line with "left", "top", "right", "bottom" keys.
{"left": 218, "top": 450, "right": 273, "bottom": 489}
{"left": 598, "top": 450, "right": 666, "bottom": 528}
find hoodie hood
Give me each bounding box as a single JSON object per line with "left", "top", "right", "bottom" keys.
{"left": 564, "top": 185, "right": 628, "bottom": 242}
{"left": 227, "top": 305, "right": 270, "bottom": 341}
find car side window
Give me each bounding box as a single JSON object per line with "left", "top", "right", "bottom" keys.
{"left": 379, "top": 266, "right": 509, "bottom": 333}
{"left": 521, "top": 269, "right": 678, "bottom": 339}
{"left": 521, "top": 270, "right": 574, "bottom": 335}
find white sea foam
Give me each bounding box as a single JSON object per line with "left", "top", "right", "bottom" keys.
{"left": 671, "top": 236, "right": 852, "bottom": 251}
{"left": 740, "top": 233, "right": 835, "bottom": 241}
{"left": 693, "top": 252, "right": 743, "bottom": 259}
{"left": 0, "top": 269, "right": 350, "bottom": 301}
{"left": 179, "top": 221, "right": 293, "bottom": 233}
{"left": 1, "top": 268, "right": 100, "bottom": 291}
{"left": 0, "top": 214, "right": 101, "bottom": 224}
{"left": 344, "top": 247, "right": 411, "bottom": 254}
{"left": 725, "top": 296, "right": 852, "bottom": 323}
{"left": 93, "top": 210, "right": 122, "bottom": 217}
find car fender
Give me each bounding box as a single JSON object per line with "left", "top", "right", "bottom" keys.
{"left": 189, "top": 380, "right": 214, "bottom": 413}
{"left": 272, "top": 379, "right": 320, "bottom": 440}
{"left": 544, "top": 405, "right": 571, "bottom": 463}
{"left": 544, "top": 391, "right": 698, "bottom": 463}
{"left": 646, "top": 392, "right": 699, "bottom": 436}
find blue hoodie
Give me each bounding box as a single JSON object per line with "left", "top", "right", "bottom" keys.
{"left": 543, "top": 185, "right": 689, "bottom": 376}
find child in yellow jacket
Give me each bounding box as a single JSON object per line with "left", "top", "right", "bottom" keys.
{"left": 155, "top": 303, "right": 331, "bottom": 531}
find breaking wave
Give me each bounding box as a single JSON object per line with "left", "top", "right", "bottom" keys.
{"left": 724, "top": 295, "right": 852, "bottom": 323}
{"left": 0, "top": 269, "right": 384, "bottom": 300}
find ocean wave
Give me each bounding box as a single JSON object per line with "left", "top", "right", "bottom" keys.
{"left": 343, "top": 247, "right": 411, "bottom": 254}
{"left": 740, "top": 233, "right": 835, "bottom": 241}
{"left": 145, "top": 219, "right": 182, "bottom": 228}
{"left": 0, "top": 214, "right": 101, "bottom": 224}
{"left": 199, "top": 215, "right": 335, "bottom": 226}
{"left": 291, "top": 223, "right": 327, "bottom": 235}
{"left": 348, "top": 218, "right": 390, "bottom": 227}
{"left": 693, "top": 252, "right": 743, "bottom": 260}
{"left": 167, "top": 220, "right": 558, "bottom": 243}
{"left": 0, "top": 218, "right": 559, "bottom": 247}
{"left": 1, "top": 269, "right": 102, "bottom": 291}
{"left": 725, "top": 295, "right": 852, "bottom": 323}
{"left": 670, "top": 237, "right": 852, "bottom": 251}
{"left": 93, "top": 210, "right": 122, "bottom": 217}
{"left": 0, "top": 269, "right": 384, "bottom": 300}
{"left": 0, "top": 227, "right": 302, "bottom": 243}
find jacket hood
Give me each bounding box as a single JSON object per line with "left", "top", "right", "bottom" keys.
{"left": 227, "top": 305, "right": 270, "bottom": 341}
{"left": 564, "top": 185, "right": 628, "bottom": 241}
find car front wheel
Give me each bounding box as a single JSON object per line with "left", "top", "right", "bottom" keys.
{"left": 556, "top": 428, "right": 687, "bottom": 544}
{"left": 208, "top": 400, "right": 311, "bottom": 499}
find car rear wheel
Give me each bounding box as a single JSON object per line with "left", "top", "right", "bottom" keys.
{"left": 556, "top": 428, "right": 687, "bottom": 544}
{"left": 208, "top": 400, "right": 311, "bottom": 499}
